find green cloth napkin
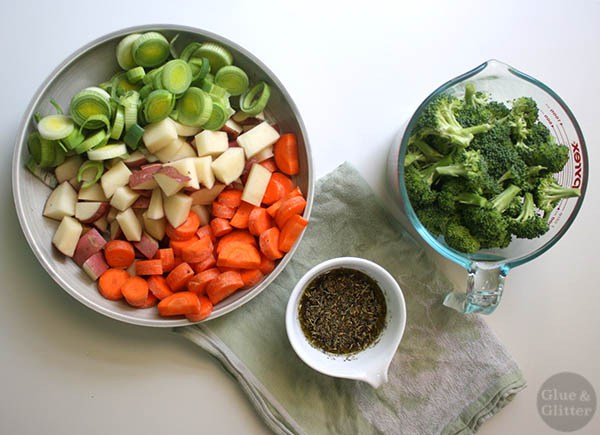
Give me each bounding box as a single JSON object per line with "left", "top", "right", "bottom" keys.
{"left": 175, "top": 163, "right": 526, "bottom": 435}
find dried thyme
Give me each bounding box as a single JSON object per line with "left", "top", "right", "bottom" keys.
{"left": 298, "top": 268, "right": 387, "bottom": 355}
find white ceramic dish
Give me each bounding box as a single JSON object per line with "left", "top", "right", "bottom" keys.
{"left": 12, "top": 24, "right": 313, "bottom": 327}
{"left": 285, "top": 257, "right": 406, "bottom": 388}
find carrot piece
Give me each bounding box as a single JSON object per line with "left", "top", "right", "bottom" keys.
{"left": 211, "top": 201, "right": 236, "bottom": 219}
{"left": 185, "top": 295, "right": 214, "bottom": 322}
{"left": 196, "top": 224, "right": 216, "bottom": 243}
{"left": 158, "top": 291, "right": 201, "bottom": 316}
{"left": 230, "top": 201, "right": 254, "bottom": 229}
{"left": 98, "top": 268, "right": 129, "bottom": 300}
{"left": 182, "top": 236, "right": 214, "bottom": 263}
{"left": 273, "top": 133, "right": 299, "bottom": 175}
{"left": 217, "top": 189, "right": 243, "bottom": 208}
{"left": 262, "top": 172, "right": 294, "bottom": 205}
{"left": 259, "top": 255, "right": 276, "bottom": 275}
{"left": 187, "top": 268, "right": 220, "bottom": 296}
{"left": 248, "top": 207, "right": 273, "bottom": 236}
{"left": 216, "top": 230, "right": 257, "bottom": 254}
{"left": 121, "top": 276, "right": 149, "bottom": 308}
{"left": 279, "top": 214, "right": 309, "bottom": 252}
{"left": 135, "top": 259, "right": 163, "bottom": 276}
{"left": 259, "top": 227, "right": 284, "bottom": 260}
{"left": 104, "top": 240, "right": 135, "bottom": 268}
{"left": 166, "top": 262, "right": 195, "bottom": 291}
{"left": 170, "top": 235, "right": 199, "bottom": 257}
{"left": 206, "top": 271, "right": 244, "bottom": 304}
{"left": 266, "top": 186, "right": 303, "bottom": 217}
{"left": 275, "top": 196, "right": 307, "bottom": 228}
{"left": 192, "top": 254, "right": 217, "bottom": 273}
{"left": 147, "top": 275, "right": 174, "bottom": 300}
{"left": 240, "top": 269, "right": 264, "bottom": 289}
{"left": 155, "top": 248, "right": 175, "bottom": 273}
{"left": 173, "top": 255, "right": 184, "bottom": 269}
{"left": 141, "top": 291, "right": 159, "bottom": 308}
{"left": 166, "top": 211, "right": 200, "bottom": 241}
{"left": 217, "top": 241, "right": 261, "bottom": 269}
{"left": 259, "top": 158, "right": 277, "bottom": 172}
{"left": 210, "top": 218, "right": 233, "bottom": 237}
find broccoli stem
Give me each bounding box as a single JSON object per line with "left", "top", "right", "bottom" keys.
{"left": 490, "top": 184, "right": 521, "bottom": 212}
{"left": 515, "top": 192, "right": 536, "bottom": 222}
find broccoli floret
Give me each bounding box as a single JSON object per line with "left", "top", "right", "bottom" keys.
{"left": 511, "top": 97, "right": 539, "bottom": 126}
{"left": 404, "top": 151, "right": 425, "bottom": 167}
{"left": 490, "top": 184, "right": 521, "bottom": 213}
{"left": 404, "top": 164, "right": 437, "bottom": 208}
{"left": 416, "top": 206, "right": 450, "bottom": 236}
{"left": 533, "top": 176, "right": 581, "bottom": 215}
{"left": 520, "top": 123, "right": 570, "bottom": 173}
{"left": 434, "top": 149, "right": 499, "bottom": 194}
{"left": 508, "top": 192, "right": 549, "bottom": 239}
{"left": 504, "top": 195, "right": 523, "bottom": 218}
{"left": 464, "top": 83, "right": 489, "bottom": 108}
{"left": 415, "top": 94, "right": 492, "bottom": 148}
{"left": 486, "top": 101, "right": 510, "bottom": 120}
{"left": 444, "top": 220, "right": 481, "bottom": 253}
{"left": 409, "top": 137, "right": 444, "bottom": 162}
{"left": 436, "top": 178, "right": 465, "bottom": 213}
{"left": 461, "top": 205, "right": 511, "bottom": 249}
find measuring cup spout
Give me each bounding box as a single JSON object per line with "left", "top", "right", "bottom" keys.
{"left": 443, "top": 262, "right": 507, "bottom": 314}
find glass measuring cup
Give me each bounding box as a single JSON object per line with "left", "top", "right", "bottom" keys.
{"left": 387, "top": 60, "right": 588, "bottom": 314}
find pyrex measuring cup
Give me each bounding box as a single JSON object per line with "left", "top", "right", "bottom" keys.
{"left": 387, "top": 60, "right": 588, "bottom": 314}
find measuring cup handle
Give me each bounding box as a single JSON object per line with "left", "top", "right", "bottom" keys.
{"left": 443, "top": 263, "right": 507, "bottom": 314}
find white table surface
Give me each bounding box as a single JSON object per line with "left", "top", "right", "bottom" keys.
{"left": 1, "top": 1, "right": 599, "bottom": 433}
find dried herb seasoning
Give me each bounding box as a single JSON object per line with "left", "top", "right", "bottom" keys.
{"left": 298, "top": 268, "right": 387, "bottom": 355}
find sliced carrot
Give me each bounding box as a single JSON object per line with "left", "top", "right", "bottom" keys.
{"left": 185, "top": 296, "right": 214, "bottom": 322}
{"left": 216, "top": 230, "right": 257, "bottom": 254}
{"left": 121, "top": 276, "right": 149, "bottom": 308}
{"left": 210, "top": 217, "right": 233, "bottom": 237}
{"left": 135, "top": 259, "right": 164, "bottom": 276}
{"left": 206, "top": 271, "right": 244, "bottom": 304}
{"left": 259, "top": 158, "right": 277, "bottom": 172}
{"left": 147, "top": 275, "right": 174, "bottom": 300}
{"left": 217, "top": 241, "right": 261, "bottom": 269}
{"left": 273, "top": 133, "right": 299, "bottom": 175}
{"left": 240, "top": 269, "right": 264, "bottom": 288}
{"left": 259, "top": 255, "right": 276, "bottom": 275}
{"left": 248, "top": 207, "right": 273, "bottom": 236}
{"left": 170, "top": 235, "right": 199, "bottom": 257}
{"left": 275, "top": 195, "right": 307, "bottom": 228}
{"left": 182, "top": 236, "right": 214, "bottom": 263}
{"left": 230, "top": 201, "right": 254, "bottom": 229}
{"left": 279, "top": 214, "right": 309, "bottom": 252}
{"left": 104, "top": 240, "right": 135, "bottom": 268}
{"left": 158, "top": 291, "right": 201, "bottom": 316}
{"left": 187, "top": 268, "right": 220, "bottom": 296}
{"left": 262, "top": 172, "right": 294, "bottom": 205}
{"left": 155, "top": 248, "right": 175, "bottom": 273}
{"left": 173, "top": 255, "right": 184, "bottom": 269}
{"left": 259, "top": 227, "right": 284, "bottom": 260}
{"left": 98, "top": 268, "right": 128, "bottom": 300}
{"left": 266, "top": 186, "right": 303, "bottom": 217}
{"left": 196, "top": 224, "right": 216, "bottom": 243}
{"left": 211, "top": 201, "right": 236, "bottom": 219}
{"left": 140, "top": 291, "right": 158, "bottom": 308}
{"left": 218, "top": 266, "right": 240, "bottom": 274}
{"left": 165, "top": 211, "right": 200, "bottom": 241}
{"left": 192, "top": 254, "right": 217, "bottom": 273}
{"left": 166, "top": 262, "right": 195, "bottom": 292}
{"left": 217, "top": 189, "right": 243, "bottom": 208}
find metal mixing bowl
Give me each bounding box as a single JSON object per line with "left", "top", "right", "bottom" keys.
{"left": 12, "top": 24, "right": 313, "bottom": 327}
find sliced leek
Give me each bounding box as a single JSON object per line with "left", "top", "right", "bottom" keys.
{"left": 139, "top": 84, "right": 153, "bottom": 99}
{"left": 39, "top": 137, "right": 57, "bottom": 168}
{"left": 189, "top": 57, "right": 210, "bottom": 83}
{"left": 110, "top": 106, "right": 125, "bottom": 139}
{"left": 74, "top": 130, "right": 107, "bottom": 154}
{"left": 70, "top": 87, "right": 112, "bottom": 129}
{"left": 111, "top": 72, "right": 141, "bottom": 98}
{"left": 86, "top": 143, "right": 127, "bottom": 162}
{"left": 116, "top": 33, "right": 142, "bottom": 70}
{"left": 126, "top": 66, "right": 146, "bottom": 83}
{"left": 120, "top": 91, "right": 140, "bottom": 131}
{"left": 37, "top": 114, "right": 74, "bottom": 140}
{"left": 202, "top": 102, "right": 228, "bottom": 130}
{"left": 132, "top": 32, "right": 170, "bottom": 68}
{"left": 195, "top": 42, "right": 233, "bottom": 72}
{"left": 77, "top": 160, "right": 104, "bottom": 188}
{"left": 161, "top": 59, "right": 192, "bottom": 94}
{"left": 52, "top": 144, "right": 66, "bottom": 167}
{"left": 27, "top": 132, "right": 43, "bottom": 164}
{"left": 240, "top": 82, "right": 270, "bottom": 116}
{"left": 62, "top": 128, "right": 85, "bottom": 150}
{"left": 179, "top": 42, "right": 202, "bottom": 62}
{"left": 78, "top": 114, "right": 111, "bottom": 133}
{"left": 177, "top": 87, "right": 212, "bottom": 127}
{"left": 215, "top": 65, "right": 249, "bottom": 96}
{"left": 144, "top": 89, "right": 175, "bottom": 123}
{"left": 143, "top": 66, "right": 162, "bottom": 86}
{"left": 123, "top": 123, "right": 145, "bottom": 150}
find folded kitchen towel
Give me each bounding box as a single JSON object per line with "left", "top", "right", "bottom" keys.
{"left": 175, "top": 162, "right": 526, "bottom": 435}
